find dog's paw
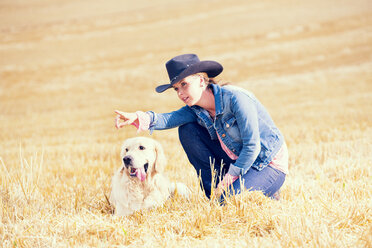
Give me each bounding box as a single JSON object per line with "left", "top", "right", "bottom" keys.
{"left": 170, "top": 182, "right": 191, "bottom": 199}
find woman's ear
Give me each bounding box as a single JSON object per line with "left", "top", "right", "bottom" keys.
{"left": 199, "top": 75, "right": 206, "bottom": 87}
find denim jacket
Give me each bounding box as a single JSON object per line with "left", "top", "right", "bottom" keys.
{"left": 147, "top": 84, "right": 284, "bottom": 177}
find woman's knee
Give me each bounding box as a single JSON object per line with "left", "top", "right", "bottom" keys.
{"left": 178, "top": 122, "right": 199, "bottom": 138}
{"left": 228, "top": 166, "right": 285, "bottom": 197}
{"left": 178, "top": 122, "right": 201, "bottom": 144}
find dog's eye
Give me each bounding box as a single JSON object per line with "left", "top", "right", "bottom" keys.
{"left": 125, "top": 148, "right": 129, "bottom": 152}
{"left": 139, "top": 145, "right": 145, "bottom": 150}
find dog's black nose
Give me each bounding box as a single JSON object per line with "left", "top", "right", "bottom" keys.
{"left": 123, "top": 156, "right": 132, "bottom": 166}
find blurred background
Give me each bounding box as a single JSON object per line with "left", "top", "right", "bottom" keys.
{"left": 1, "top": 0, "right": 371, "bottom": 179}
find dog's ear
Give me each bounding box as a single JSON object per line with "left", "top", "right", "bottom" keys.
{"left": 120, "top": 140, "right": 128, "bottom": 158}
{"left": 153, "top": 140, "right": 167, "bottom": 173}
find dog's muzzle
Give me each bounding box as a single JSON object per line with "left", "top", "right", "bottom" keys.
{"left": 122, "top": 156, "right": 137, "bottom": 177}
{"left": 122, "top": 156, "right": 147, "bottom": 182}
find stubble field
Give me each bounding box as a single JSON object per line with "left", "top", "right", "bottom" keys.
{"left": 0, "top": 0, "right": 371, "bottom": 247}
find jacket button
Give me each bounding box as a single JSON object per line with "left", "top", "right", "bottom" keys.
{"left": 222, "top": 134, "right": 226, "bottom": 138}
{"left": 226, "top": 124, "right": 230, "bottom": 128}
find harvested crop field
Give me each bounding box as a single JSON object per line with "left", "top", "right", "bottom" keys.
{"left": 0, "top": 0, "right": 371, "bottom": 247}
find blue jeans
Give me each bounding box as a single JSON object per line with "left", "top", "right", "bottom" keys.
{"left": 178, "top": 122, "right": 286, "bottom": 199}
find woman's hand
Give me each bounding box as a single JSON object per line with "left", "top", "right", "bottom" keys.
{"left": 215, "top": 173, "right": 239, "bottom": 196}
{"left": 115, "top": 110, "right": 138, "bottom": 129}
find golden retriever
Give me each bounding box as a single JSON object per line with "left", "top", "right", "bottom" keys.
{"left": 109, "top": 137, "right": 189, "bottom": 216}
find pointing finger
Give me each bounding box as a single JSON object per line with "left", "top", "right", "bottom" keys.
{"left": 115, "top": 110, "right": 126, "bottom": 116}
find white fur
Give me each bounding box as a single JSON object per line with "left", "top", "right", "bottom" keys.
{"left": 109, "top": 137, "right": 189, "bottom": 216}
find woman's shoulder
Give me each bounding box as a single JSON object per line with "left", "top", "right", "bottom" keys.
{"left": 221, "top": 84, "right": 255, "bottom": 99}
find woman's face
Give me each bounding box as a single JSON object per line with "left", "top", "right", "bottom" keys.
{"left": 172, "top": 74, "right": 205, "bottom": 106}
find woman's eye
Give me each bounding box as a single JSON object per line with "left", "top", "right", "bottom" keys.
{"left": 139, "top": 146, "right": 145, "bottom": 150}
{"left": 173, "top": 87, "right": 178, "bottom": 91}
{"left": 181, "top": 82, "right": 187, "bottom": 87}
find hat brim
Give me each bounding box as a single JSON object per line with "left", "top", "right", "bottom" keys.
{"left": 155, "top": 60, "right": 223, "bottom": 93}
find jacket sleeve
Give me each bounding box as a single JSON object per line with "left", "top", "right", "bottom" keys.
{"left": 227, "top": 94, "right": 261, "bottom": 176}
{"left": 146, "top": 106, "right": 197, "bottom": 134}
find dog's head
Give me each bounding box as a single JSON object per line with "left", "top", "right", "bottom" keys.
{"left": 119, "top": 137, "right": 166, "bottom": 182}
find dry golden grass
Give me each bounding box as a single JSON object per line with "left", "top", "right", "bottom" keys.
{"left": 1, "top": 0, "right": 371, "bottom": 247}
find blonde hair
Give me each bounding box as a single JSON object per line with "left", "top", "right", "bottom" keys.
{"left": 195, "top": 72, "right": 229, "bottom": 87}
{"left": 196, "top": 72, "right": 208, "bottom": 78}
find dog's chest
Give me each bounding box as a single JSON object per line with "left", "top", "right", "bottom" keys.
{"left": 123, "top": 180, "right": 148, "bottom": 208}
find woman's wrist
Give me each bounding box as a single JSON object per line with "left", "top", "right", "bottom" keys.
{"left": 131, "top": 111, "right": 151, "bottom": 132}
{"left": 226, "top": 164, "right": 244, "bottom": 177}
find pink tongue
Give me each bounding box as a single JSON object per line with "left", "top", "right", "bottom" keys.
{"left": 135, "top": 168, "right": 146, "bottom": 182}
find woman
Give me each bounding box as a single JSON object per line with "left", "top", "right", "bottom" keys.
{"left": 115, "top": 54, "right": 288, "bottom": 200}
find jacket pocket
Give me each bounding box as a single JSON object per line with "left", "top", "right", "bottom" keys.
{"left": 224, "top": 116, "right": 236, "bottom": 129}
{"left": 224, "top": 116, "right": 241, "bottom": 142}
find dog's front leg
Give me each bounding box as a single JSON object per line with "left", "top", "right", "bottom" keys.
{"left": 169, "top": 182, "right": 191, "bottom": 199}
{"left": 143, "top": 191, "right": 167, "bottom": 210}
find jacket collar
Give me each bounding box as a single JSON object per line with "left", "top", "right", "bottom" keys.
{"left": 190, "top": 84, "right": 224, "bottom": 116}
{"left": 210, "top": 84, "right": 224, "bottom": 116}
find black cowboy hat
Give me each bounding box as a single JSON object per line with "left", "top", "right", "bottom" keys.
{"left": 155, "top": 54, "right": 223, "bottom": 93}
